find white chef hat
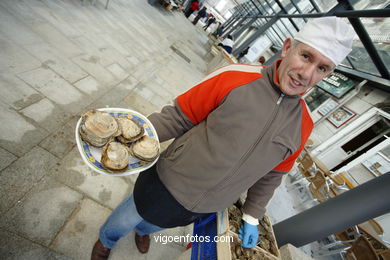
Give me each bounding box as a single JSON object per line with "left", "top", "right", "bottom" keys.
{"left": 294, "top": 17, "right": 356, "bottom": 66}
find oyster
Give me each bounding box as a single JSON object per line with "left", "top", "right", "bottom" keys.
{"left": 101, "top": 141, "right": 129, "bottom": 172}
{"left": 116, "top": 117, "right": 145, "bottom": 143}
{"left": 130, "top": 136, "right": 159, "bottom": 162}
{"left": 79, "top": 110, "right": 119, "bottom": 147}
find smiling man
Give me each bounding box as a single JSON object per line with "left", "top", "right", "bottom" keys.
{"left": 91, "top": 17, "right": 355, "bottom": 260}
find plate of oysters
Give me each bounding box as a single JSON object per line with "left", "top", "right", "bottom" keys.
{"left": 75, "top": 108, "right": 160, "bottom": 176}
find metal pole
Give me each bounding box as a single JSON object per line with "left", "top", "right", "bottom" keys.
{"left": 291, "top": 0, "right": 307, "bottom": 22}
{"left": 233, "top": 16, "right": 278, "bottom": 56}
{"left": 340, "top": 0, "right": 390, "bottom": 79}
{"left": 235, "top": 8, "right": 390, "bottom": 19}
{"left": 274, "top": 0, "right": 299, "bottom": 31}
{"left": 222, "top": 17, "right": 248, "bottom": 38}
{"left": 233, "top": 17, "right": 258, "bottom": 40}
{"left": 273, "top": 172, "right": 390, "bottom": 247}
{"left": 336, "top": 8, "right": 390, "bottom": 17}
{"left": 308, "top": 0, "right": 321, "bottom": 12}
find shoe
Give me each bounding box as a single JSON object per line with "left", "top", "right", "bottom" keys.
{"left": 91, "top": 240, "right": 111, "bottom": 260}
{"left": 135, "top": 233, "right": 150, "bottom": 254}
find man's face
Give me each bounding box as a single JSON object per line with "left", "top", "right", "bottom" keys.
{"left": 278, "top": 38, "right": 335, "bottom": 96}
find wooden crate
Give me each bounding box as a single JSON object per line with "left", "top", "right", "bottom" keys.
{"left": 216, "top": 231, "right": 278, "bottom": 260}
{"left": 216, "top": 207, "right": 280, "bottom": 260}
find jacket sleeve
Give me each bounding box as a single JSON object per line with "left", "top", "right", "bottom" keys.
{"left": 242, "top": 170, "right": 286, "bottom": 219}
{"left": 148, "top": 65, "right": 263, "bottom": 142}
{"left": 147, "top": 101, "right": 195, "bottom": 143}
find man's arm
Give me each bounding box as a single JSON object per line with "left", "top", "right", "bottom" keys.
{"left": 242, "top": 170, "right": 286, "bottom": 222}
{"left": 148, "top": 65, "right": 263, "bottom": 142}
{"left": 238, "top": 170, "right": 285, "bottom": 248}
{"left": 148, "top": 101, "right": 195, "bottom": 143}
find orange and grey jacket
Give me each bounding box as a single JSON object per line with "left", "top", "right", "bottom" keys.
{"left": 148, "top": 60, "right": 313, "bottom": 218}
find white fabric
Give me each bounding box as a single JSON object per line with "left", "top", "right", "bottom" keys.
{"left": 222, "top": 38, "right": 234, "bottom": 48}
{"left": 294, "top": 17, "right": 356, "bottom": 66}
{"left": 242, "top": 212, "right": 259, "bottom": 225}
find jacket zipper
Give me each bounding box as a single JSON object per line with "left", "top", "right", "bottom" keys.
{"left": 190, "top": 93, "right": 285, "bottom": 210}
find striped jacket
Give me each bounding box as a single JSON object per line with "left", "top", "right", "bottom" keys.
{"left": 148, "top": 60, "right": 313, "bottom": 218}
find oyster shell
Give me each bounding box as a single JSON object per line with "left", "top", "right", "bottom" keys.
{"left": 116, "top": 117, "right": 145, "bottom": 143}
{"left": 130, "top": 136, "right": 159, "bottom": 162}
{"left": 101, "top": 141, "right": 129, "bottom": 172}
{"left": 79, "top": 110, "right": 119, "bottom": 147}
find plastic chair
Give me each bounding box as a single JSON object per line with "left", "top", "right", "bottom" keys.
{"left": 314, "top": 235, "right": 379, "bottom": 259}
{"left": 345, "top": 236, "right": 380, "bottom": 260}
{"left": 293, "top": 169, "right": 331, "bottom": 209}
{"left": 287, "top": 151, "right": 317, "bottom": 191}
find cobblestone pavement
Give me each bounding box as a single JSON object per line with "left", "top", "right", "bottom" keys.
{"left": 0, "top": 0, "right": 209, "bottom": 259}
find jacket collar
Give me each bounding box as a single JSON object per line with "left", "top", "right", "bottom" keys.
{"left": 264, "top": 59, "right": 301, "bottom": 99}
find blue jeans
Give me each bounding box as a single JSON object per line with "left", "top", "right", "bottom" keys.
{"left": 99, "top": 194, "right": 165, "bottom": 248}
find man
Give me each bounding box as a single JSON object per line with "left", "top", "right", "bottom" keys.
{"left": 218, "top": 34, "right": 234, "bottom": 54}
{"left": 203, "top": 15, "right": 216, "bottom": 31}
{"left": 192, "top": 6, "right": 207, "bottom": 25}
{"left": 184, "top": 0, "right": 199, "bottom": 18}
{"left": 91, "top": 17, "right": 355, "bottom": 259}
{"left": 237, "top": 46, "right": 250, "bottom": 62}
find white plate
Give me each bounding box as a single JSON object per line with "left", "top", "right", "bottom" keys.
{"left": 75, "top": 108, "right": 160, "bottom": 176}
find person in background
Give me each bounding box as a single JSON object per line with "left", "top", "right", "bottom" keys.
{"left": 237, "top": 46, "right": 250, "bottom": 62}
{"left": 184, "top": 0, "right": 199, "bottom": 18}
{"left": 192, "top": 6, "right": 207, "bottom": 25}
{"left": 203, "top": 15, "right": 216, "bottom": 31}
{"left": 258, "top": 56, "right": 266, "bottom": 64}
{"left": 91, "top": 17, "right": 356, "bottom": 260}
{"left": 218, "top": 34, "right": 234, "bottom": 54}
{"left": 212, "top": 22, "right": 223, "bottom": 37}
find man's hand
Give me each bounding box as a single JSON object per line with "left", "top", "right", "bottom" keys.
{"left": 238, "top": 220, "right": 259, "bottom": 248}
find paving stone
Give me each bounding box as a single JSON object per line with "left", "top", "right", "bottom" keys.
{"left": 26, "top": 42, "right": 88, "bottom": 83}
{"left": 0, "top": 6, "right": 44, "bottom": 46}
{"left": 73, "top": 76, "right": 101, "bottom": 96}
{"left": 0, "top": 177, "right": 82, "bottom": 246}
{"left": 0, "top": 0, "right": 46, "bottom": 26}
{"left": 51, "top": 148, "right": 133, "bottom": 209}
{"left": 0, "top": 146, "right": 59, "bottom": 214}
{"left": 39, "top": 121, "right": 76, "bottom": 158}
{"left": 0, "top": 147, "right": 17, "bottom": 172}
{"left": 109, "top": 229, "right": 186, "bottom": 260}
{"left": 85, "top": 77, "right": 138, "bottom": 110}
{"left": 0, "top": 102, "right": 49, "bottom": 156}
{"left": 70, "top": 36, "right": 113, "bottom": 67}
{"left": 0, "top": 34, "right": 41, "bottom": 74}
{"left": 0, "top": 229, "right": 72, "bottom": 260}
{"left": 150, "top": 93, "right": 170, "bottom": 109}
{"left": 146, "top": 238, "right": 186, "bottom": 260}
{"left": 122, "top": 90, "right": 159, "bottom": 116}
{"left": 98, "top": 46, "right": 135, "bottom": 71}
{"left": 100, "top": 33, "right": 131, "bottom": 56}
{"left": 142, "top": 76, "right": 174, "bottom": 102}
{"left": 31, "top": 22, "right": 83, "bottom": 58}
{"left": 51, "top": 198, "right": 112, "bottom": 260}
{"left": 18, "top": 67, "right": 87, "bottom": 114}
{"left": 20, "top": 98, "right": 72, "bottom": 133}
{"left": 25, "top": 0, "right": 82, "bottom": 38}
{"left": 126, "top": 56, "right": 142, "bottom": 66}
{"left": 72, "top": 54, "right": 117, "bottom": 87}
{"left": 133, "top": 82, "right": 156, "bottom": 102}
{"left": 106, "top": 63, "right": 129, "bottom": 81}
{"left": 0, "top": 72, "right": 43, "bottom": 110}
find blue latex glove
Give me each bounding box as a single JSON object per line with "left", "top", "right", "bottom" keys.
{"left": 238, "top": 221, "right": 259, "bottom": 248}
